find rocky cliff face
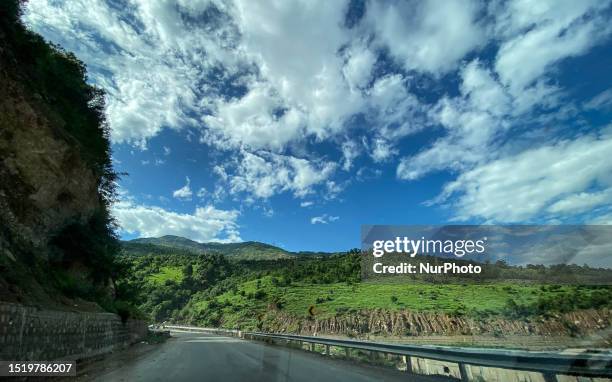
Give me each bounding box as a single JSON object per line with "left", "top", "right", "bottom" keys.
{"left": 0, "top": 66, "right": 100, "bottom": 258}
{"left": 260, "top": 308, "right": 611, "bottom": 341}
{"left": 0, "top": 1, "right": 117, "bottom": 306}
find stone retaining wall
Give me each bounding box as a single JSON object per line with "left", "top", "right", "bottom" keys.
{"left": 0, "top": 302, "right": 147, "bottom": 361}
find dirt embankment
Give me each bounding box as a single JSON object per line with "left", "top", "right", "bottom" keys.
{"left": 0, "top": 44, "right": 100, "bottom": 305}
{"left": 260, "top": 308, "right": 612, "bottom": 347}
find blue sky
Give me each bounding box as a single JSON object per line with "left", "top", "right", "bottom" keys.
{"left": 22, "top": 0, "right": 612, "bottom": 252}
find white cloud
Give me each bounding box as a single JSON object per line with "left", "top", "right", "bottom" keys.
{"left": 494, "top": 0, "right": 612, "bottom": 93}
{"left": 585, "top": 89, "right": 612, "bottom": 111}
{"left": 368, "top": 137, "right": 397, "bottom": 163}
{"left": 198, "top": 0, "right": 368, "bottom": 151}
{"left": 196, "top": 187, "right": 208, "bottom": 198}
{"left": 231, "top": 0, "right": 362, "bottom": 139}
{"left": 395, "top": 2, "right": 612, "bottom": 184}
{"left": 343, "top": 42, "right": 376, "bottom": 90}
{"left": 213, "top": 165, "right": 229, "bottom": 182}
{"left": 356, "top": 167, "right": 382, "bottom": 182}
{"left": 311, "top": 214, "right": 340, "bottom": 224}
{"left": 22, "top": 0, "right": 440, "bottom": 154}
{"left": 225, "top": 151, "right": 337, "bottom": 199}
{"left": 434, "top": 134, "right": 612, "bottom": 222}
{"left": 548, "top": 189, "right": 612, "bottom": 215}
{"left": 397, "top": 61, "right": 509, "bottom": 180}
{"left": 396, "top": 49, "right": 570, "bottom": 182}
{"left": 590, "top": 212, "right": 612, "bottom": 225}
{"left": 22, "top": 0, "right": 227, "bottom": 146}
{"left": 172, "top": 177, "right": 193, "bottom": 200}
{"left": 367, "top": 0, "right": 485, "bottom": 74}
{"left": 23, "top": 0, "right": 612, "bottom": 216}
{"left": 300, "top": 201, "right": 314, "bottom": 207}
{"left": 325, "top": 180, "right": 345, "bottom": 200}
{"left": 211, "top": 185, "right": 226, "bottom": 203}
{"left": 460, "top": 61, "right": 512, "bottom": 118}
{"left": 341, "top": 139, "right": 360, "bottom": 171}
{"left": 368, "top": 74, "right": 427, "bottom": 140}
{"left": 21, "top": 0, "right": 417, "bottom": 164}
{"left": 202, "top": 82, "right": 305, "bottom": 151}
{"left": 19, "top": 0, "right": 461, "bottom": 205}
{"left": 113, "top": 201, "right": 241, "bottom": 243}
{"left": 360, "top": 75, "right": 429, "bottom": 167}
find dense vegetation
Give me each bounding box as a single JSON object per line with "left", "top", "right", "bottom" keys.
{"left": 115, "top": 251, "right": 360, "bottom": 323}
{"left": 117, "top": 249, "right": 612, "bottom": 330}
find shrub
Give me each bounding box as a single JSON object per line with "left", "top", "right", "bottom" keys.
{"left": 254, "top": 289, "right": 266, "bottom": 300}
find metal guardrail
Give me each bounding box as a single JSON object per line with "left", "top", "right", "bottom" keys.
{"left": 159, "top": 325, "right": 238, "bottom": 335}
{"left": 160, "top": 325, "right": 241, "bottom": 340}
{"left": 162, "top": 325, "right": 612, "bottom": 381}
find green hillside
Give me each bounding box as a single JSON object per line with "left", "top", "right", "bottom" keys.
{"left": 115, "top": 251, "right": 612, "bottom": 332}
{"left": 122, "top": 235, "right": 333, "bottom": 261}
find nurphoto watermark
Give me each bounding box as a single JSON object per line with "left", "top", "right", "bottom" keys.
{"left": 361, "top": 225, "right": 612, "bottom": 284}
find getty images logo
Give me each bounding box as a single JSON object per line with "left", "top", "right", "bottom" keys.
{"left": 371, "top": 236, "right": 487, "bottom": 258}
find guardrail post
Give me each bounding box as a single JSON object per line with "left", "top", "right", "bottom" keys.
{"left": 459, "top": 363, "right": 469, "bottom": 382}
{"left": 345, "top": 347, "right": 350, "bottom": 358}
{"left": 310, "top": 342, "right": 315, "bottom": 352}
{"left": 403, "top": 356, "right": 413, "bottom": 373}
{"left": 325, "top": 345, "right": 330, "bottom": 355}
{"left": 541, "top": 372, "right": 557, "bottom": 382}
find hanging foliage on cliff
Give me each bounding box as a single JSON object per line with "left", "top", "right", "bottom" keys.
{"left": 0, "top": 0, "right": 122, "bottom": 307}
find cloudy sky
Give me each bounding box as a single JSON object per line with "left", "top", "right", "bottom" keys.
{"left": 23, "top": 0, "right": 612, "bottom": 251}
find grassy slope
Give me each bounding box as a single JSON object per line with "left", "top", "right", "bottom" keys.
{"left": 131, "top": 254, "right": 611, "bottom": 330}
{"left": 215, "top": 278, "right": 554, "bottom": 317}
{"left": 171, "top": 273, "right": 607, "bottom": 329}
{"left": 148, "top": 266, "right": 184, "bottom": 285}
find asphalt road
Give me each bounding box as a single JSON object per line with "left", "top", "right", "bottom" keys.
{"left": 91, "top": 331, "right": 436, "bottom": 382}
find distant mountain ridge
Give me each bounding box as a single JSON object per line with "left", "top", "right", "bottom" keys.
{"left": 121, "top": 235, "right": 332, "bottom": 260}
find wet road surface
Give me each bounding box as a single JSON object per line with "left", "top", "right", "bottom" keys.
{"left": 91, "top": 331, "right": 434, "bottom": 382}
